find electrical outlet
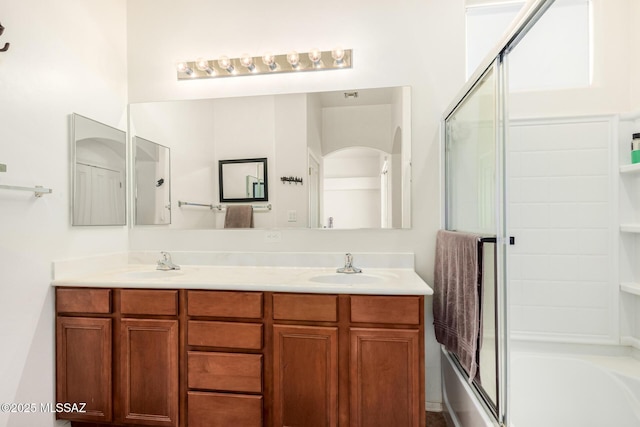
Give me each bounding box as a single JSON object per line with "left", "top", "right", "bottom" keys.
{"left": 264, "top": 231, "right": 282, "bottom": 242}
{"left": 287, "top": 210, "right": 297, "bottom": 222}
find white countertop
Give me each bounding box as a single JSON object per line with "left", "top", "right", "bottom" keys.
{"left": 51, "top": 264, "right": 433, "bottom": 296}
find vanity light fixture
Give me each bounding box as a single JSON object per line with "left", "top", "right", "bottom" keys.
{"left": 332, "top": 47, "right": 346, "bottom": 67}
{"left": 218, "top": 56, "right": 235, "bottom": 74}
{"left": 240, "top": 53, "right": 256, "bottom": 72}
{"left": 286, "top": 51, "right": 301, "bottom": 69}
{"left": 195, "top": 58, "right": 215, "bottom": 75}
{"left": 308, "top": 48, "right": 323, "bottom": 68}
{"left": 176, "top": 61, "right": 194, "bottom": 76}
{"left": 176, "top": 47, "right": 352, "bottom": 80}
{"left": 262, "top": 52, "right": 278, "bottom": 71}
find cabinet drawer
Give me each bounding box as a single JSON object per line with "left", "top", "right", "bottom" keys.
{"left": 120, "top": 289, "right": 178, "bottom": 316}
{"left": 187, "top": 291, "right": 263, "bottom": 319}
{"left": 188, "top": 391, "right": 262, "bottom": 427}
{"left": 351, "top": 296, "right": 421, "bottom": 325}
{"left": 188, "top": 352, "right": 262, "bottom": 393}
{"left": 273, "top": 293, "right": 337, "bottom": 322}
{"left": 188, "top": 321, "right": 263, "bottom": 350}
{"left": 56, "top": 288, "right": 111, "bottom": 314}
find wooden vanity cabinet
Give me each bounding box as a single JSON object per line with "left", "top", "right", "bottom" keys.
{"left": 272, "top": 293, "right": 424, "bottom": 427}
{"left": 185, "top": 290, "right": 264, "bottom": 427}
{"left": 349, "top": 296, "right": 424, "bottom": 427}
{"left": 56, "top": 288, "right": 425, "bottom": 427}
{"left": 55, "top": 288, "right": 179, "bottom": 427}
{"left": 272, "top": 293, "right": 340, "bottom": 427}
{"left": 56, "top": 289, "right": 113, "bottom": 423}
{"left": 57, "top": 316, "right": 113, "bottom": 423}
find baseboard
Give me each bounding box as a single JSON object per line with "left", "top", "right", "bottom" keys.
{"left": 426, "top": 401, "right": 444, "bottom": 412}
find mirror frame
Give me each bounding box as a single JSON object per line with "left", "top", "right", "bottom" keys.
{"left": 71, "top": 113, "right": 127, "bottom": 226}
{"left": 218, "top": 157, "right": 268, "bottom": 203}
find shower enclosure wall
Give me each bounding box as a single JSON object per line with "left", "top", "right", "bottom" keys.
{"left": 442, "top": 0, "right": 640, "bottom": 426}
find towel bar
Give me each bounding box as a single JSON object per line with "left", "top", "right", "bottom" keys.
{"left": 178, "top": 201, "right": 272, "bottom": 211}
{"left": 0, "top": 184, "right": 53, "bottom": 197}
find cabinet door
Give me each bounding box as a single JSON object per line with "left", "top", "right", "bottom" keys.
{"left": 120, "top": 319, "right": 178, "bottom": 427}
{"left": 56, "top": 316, "right": 112, "bottom": 422}
{"left": 273, "top": 325, "right": 338, "bottom": 427}
{"left": 350, "top": 328, "right": 420, "bottom": 427}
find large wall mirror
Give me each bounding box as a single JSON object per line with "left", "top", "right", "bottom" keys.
{"left": 71, "top": 113, "right": 126, "bottom": 226}
{"left": 128, "top": 86, "right": 411, "bottom": 229}
{"left": 134, "top": 136, "right": 171, "bottom": 225}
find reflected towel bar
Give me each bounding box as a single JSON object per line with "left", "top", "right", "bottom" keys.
{"left": 217, "top": 203, "right": 272, "bottom": 211}
{"left": 0, "top": 184, "right": 53, "bottom": 197}
{"left": 178, "top": 201, "right": 215, "bottom": 209}
{"left": 178, "top": 201, "right": 272, "bottom": 211}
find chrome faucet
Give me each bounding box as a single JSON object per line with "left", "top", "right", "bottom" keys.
{"left": 337, "top": 253, "right": 362, "bottom": 274}
{"left": 157, "top": 251, "right": 180, "bottom": 271}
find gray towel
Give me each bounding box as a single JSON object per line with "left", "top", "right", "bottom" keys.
{"left": 224, "top": 205, "right": 254, "bottom": 228}
{"left": 433, "top": 229, "right": 480, "bottom": 382}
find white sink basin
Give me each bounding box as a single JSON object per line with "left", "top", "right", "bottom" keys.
{"left": 116, "top": 270, "right": 184, "bottom": 280}
{"left": 308, "top": 273, "right": 388, "bottom": 285}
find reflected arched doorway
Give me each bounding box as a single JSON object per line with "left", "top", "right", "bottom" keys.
{"left": 322, "top": 146, "right": 391, "bottom": 229}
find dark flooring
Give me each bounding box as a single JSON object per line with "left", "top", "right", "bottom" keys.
{"left": 426, "top": 411, "right": 448, "bottom": 427}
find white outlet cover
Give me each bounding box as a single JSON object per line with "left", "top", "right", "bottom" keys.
{"left": 264, "top": 231, "right": 282, "bottom": 242}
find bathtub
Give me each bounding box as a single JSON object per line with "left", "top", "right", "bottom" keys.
{"left": 441, "top": 347, "right": 498, "bottom": 427}
{"left": 442, "top": 347, "right": 640, "bottom": 427}
{"left": 510, "top": 353, "right": 640, "bottom": 427}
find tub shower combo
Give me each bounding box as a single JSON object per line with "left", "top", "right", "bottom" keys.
{"left": 440, "top": 0, "right": 640, "bottom": 426}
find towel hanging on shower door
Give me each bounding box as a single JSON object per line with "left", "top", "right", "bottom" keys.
{"left": 433, "top": 229, "right": 482, "bottom": 382}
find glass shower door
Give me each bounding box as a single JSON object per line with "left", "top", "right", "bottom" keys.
{"left": 444, "top": 61, "right": 505, "bottom": 421}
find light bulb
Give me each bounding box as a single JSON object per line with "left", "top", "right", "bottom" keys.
{"left": 308, "top": 48, "right": 322, "bottom": 67}
{"left": 240, "top": 54, "right": 256, "bottom": 72}
{"left": 331, "top": 47, "right": 346, "bottom": 66}
{"left": 262, "top": 52, "right": 277, "bottom": 71}
{"left": 195, "top": 58, "right": 215, "bottom": 75}
{"left": 287, "top": 51, "right": 300, "bottom": 69}
{"left": 218, "top": 56, "right": 235, "bottom": 73}
{"left": 176, "top": 61, "right": 194, "bottom": 76}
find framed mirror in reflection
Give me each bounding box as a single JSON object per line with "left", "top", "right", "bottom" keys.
{"left": 219, "top": 158, "right": 268, "bottom": 203}
{"left": 71, "top": 113, "right": 126, "bottom": 226}
{"left": 128, "top": 86, "right": 411, "bottom": 229}
{"left": 134, "top": 136, "right": 171, "bottom": 225}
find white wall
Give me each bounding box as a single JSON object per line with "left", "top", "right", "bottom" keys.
{"left": 274, "top": 94, "right": 309, "bottom": 228}
{"left": 131, "top": 94, "right": 311, "bottom": 229}
{"left": 632, "top": 0, "right": 640, "bottom": 105}
{"left": 0, "top": 1, "right": 128, "bottom": 426}
{"left": 127, "top": 0, "right": 468, "bottom": 407}
{"left": 322, "top": 105, "right": 392, "bottom": 155}
{"left": 509, "top": 0, "right": 633, "bottom": 118}
{"left": 130, "top": 99, "right": 218, "bottom": 229}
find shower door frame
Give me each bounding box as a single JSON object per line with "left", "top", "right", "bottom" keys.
{"left": 441, "top": 0, "right": 558, "bottom": 425}
{"left": 443, "top": 57, "right": 505, "bottom": 424}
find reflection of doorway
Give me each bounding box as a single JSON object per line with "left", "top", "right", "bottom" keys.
{"left": 308, "top": 151, "right": 321, "bottom": 228}
{"left": 322, "top": 147, "right": 389, "bottom": 229}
